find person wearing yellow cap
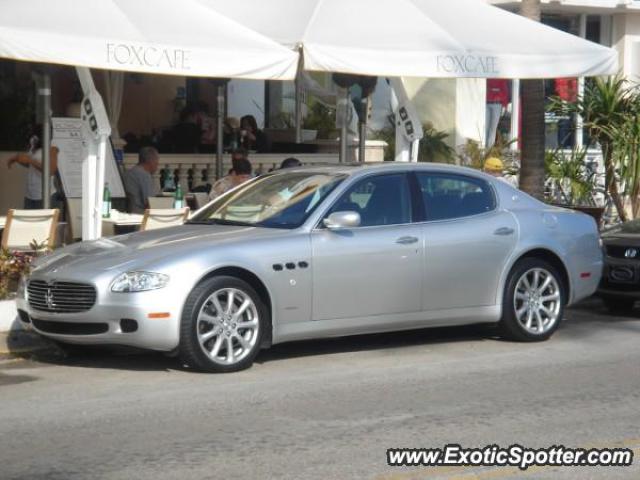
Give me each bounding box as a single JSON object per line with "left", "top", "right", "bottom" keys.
{"left": 483, "top": 157, "right": 504, "bottom": 175}
{"left": 483, "top": 157, "right": 519, "bottom": 188}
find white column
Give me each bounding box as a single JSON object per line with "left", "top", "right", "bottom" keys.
{"left": 510, "top": 79, "right": 520, "bottom": 152}
{"left": 575, "top": 13, "right": 587, "bottom": 149}
{"left": 75, "top": 67, "right": 111, "bottom": 240}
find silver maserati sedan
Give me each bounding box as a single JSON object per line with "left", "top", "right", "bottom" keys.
{"left": 17, "top": 163, "right": 602, "bottom": 372}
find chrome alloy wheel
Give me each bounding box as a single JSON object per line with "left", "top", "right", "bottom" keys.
{"left": 513, "top": 268, "right": 562, "bottom": 335}
{"left": 196, "top": 288, "right": 259, "bottom": 365}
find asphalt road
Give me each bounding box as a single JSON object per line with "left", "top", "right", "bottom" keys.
{"left": 1, "top": 298, "right": 639, "bottom": 480}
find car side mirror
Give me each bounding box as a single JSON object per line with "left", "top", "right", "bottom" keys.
{"left": 323, "top": 211, "right": 361, "bottom": 230}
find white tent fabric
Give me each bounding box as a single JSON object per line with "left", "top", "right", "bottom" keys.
{"left": 0, "top": 0, "right": 298, "bottom": 80}
{"left": 204, "top": 0, "right": 618, "bottom": 78}
{"left": 103, "top": 71, "right": 124, "bottom": 142}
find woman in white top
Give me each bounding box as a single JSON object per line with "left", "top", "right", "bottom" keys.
{"left": 7, "top": 127, "right": 59, "bottom": 209}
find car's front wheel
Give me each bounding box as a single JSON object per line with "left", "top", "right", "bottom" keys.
{"left": 179, "top": 276, "right": 266, "bottom": 373}
{"left": 499, "top": 258, "right": 565, "bottom": 342}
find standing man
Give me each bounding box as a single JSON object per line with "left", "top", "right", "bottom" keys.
{"left": 7, "top": 125, "right": 59, "bottom": 209}
{"left": 485, "top": 79, "right": 510, "bottom": 149}
{"left": 124, "top": 146, "right": 160, "bottom": 214}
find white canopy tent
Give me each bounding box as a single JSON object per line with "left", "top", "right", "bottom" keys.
{"left": 0, "top": 0, "right": 620, "bottom": 238}
{"left": 205, "top": 0, "right": 617, "bottom": 78}
{"left": 0, "top": 0, "right": 298, "bottom": 240}
{"left": 206, "top": 0, "right": 618, "bottom": 161}
{"left": 0, "top": 0, "right": 298, "bottom": 79}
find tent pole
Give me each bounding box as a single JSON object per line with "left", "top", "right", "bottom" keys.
{"left": 575, "top": 13, "right": 587, "bottom": 149}
{"left": 295, "top": 70, "right": 303, "bottom": 144}
{"left": 358, "top": 95, "right": 370, "bottom": 163}
{"left": 75, "top": 66, "right": 111, "bottom": 240}
{"left": 339, "top": 88, "right": 349, "bottom": 163}
{"left": 216, "top": 84, "right": 225, "bottom": 179}
{"left": 510, "top": 79, "right": 520, "bottom": 152}
{"left": 40, "top": 73, "right": 52, "bottom": 209}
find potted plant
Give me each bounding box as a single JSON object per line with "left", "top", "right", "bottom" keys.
{"left": 0, "top": 240, "right": 50, "bottom": 330}
{"left": 544, "top": 148, "right": 604, "bottom": 225}
{"left": 549, "top": 76, "right": 640, "bottom": 223}
{"left": 372, "top": 117, "right": 455, "bottom": 163}
{"left": 303, "top": 102, "right": 336, "bottom": 140}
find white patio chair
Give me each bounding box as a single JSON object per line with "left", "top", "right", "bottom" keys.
{"left": 192, "top": 192, "right": 210, "bottom": 210}
{"left": 65, "top": 198, "right": 83, "bottom": 241}
{"left": 140, "top": 208, "right": 190, "bottom": 232}
{"left": 148, "top": 196, "right": 175, "bottom": 209}
{"left": 1, "top": 209, "right": 60, "bottom": 251}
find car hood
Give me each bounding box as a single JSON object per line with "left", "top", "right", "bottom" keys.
{"left": 31, "top": 224, "right": 289, "bottom": 276}
{"left": 600, "top": 232, "right": 640, "bottom": 245}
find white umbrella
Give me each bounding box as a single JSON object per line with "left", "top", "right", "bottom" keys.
{"left": 206, "top": 0, "right": 618, "bottom": 162}
{"left": 204, "top": 0, "right": 616, "bottom": 78}
{"left": 0, "top": 0, "right": 298, "bottom": 79}
{"left": 0, "top": 0, "right": 299, "bottom": 240}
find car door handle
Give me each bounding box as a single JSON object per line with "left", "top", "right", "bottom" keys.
{"left": 396, "top": 236, "right": 419, "bottom": 245}
{"left": 494, "top": 227, "right": 515, "bottom": 236}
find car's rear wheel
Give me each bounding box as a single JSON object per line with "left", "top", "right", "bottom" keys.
{"left": 602, "top": 296, "right": 635, "bottom": 314}
{"left": 499, "top": 258, "right": 565, "bottom": 342}
{"left": 179, "top": 276, "right": 266, "bottom": 373}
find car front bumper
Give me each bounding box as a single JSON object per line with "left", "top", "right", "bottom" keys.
{"left": 597, "top": 259, "right": 640, "bottom": 299}
{"left": 16, "top": 284, "right": 184, "bottom": 352}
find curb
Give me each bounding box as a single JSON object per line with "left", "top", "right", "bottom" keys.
{"left": 0, "top": 299, "right": 57, "bottom": 360}
{"left": 0, "top": 299, "right": 21, "bottom": 333}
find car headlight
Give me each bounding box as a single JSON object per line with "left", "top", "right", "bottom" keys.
{"left": 111, "top": 271, "right": 169, "bottom": 293}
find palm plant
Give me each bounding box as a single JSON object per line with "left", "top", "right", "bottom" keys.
{"left": 610, "top": 98, "right": 640, "bottom": 218}
{"left": 544, "top": 148, "right": 595, "bottom": 206}
{"left": 549, "top": 76, "right": 636, "bottom": 221}
{"left": 418, "top": 124, "right": 455, "bottom": 163}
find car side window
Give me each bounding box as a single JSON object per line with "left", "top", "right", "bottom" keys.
{"left": 416, "top": 173, "right": 495, "bottom": 221}
{"left": 328, "top": 173, "right": 412, "bottom": 227}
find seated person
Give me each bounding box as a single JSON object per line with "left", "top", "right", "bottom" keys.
{"left": 124, "top": 146, "right": 160, "bottom": 213}
{"left": 240, "top": 115, "right": 270, "bottom": 153}
{"left": 280, "top": 157, "right": 302, "bottom": 169}
{"left": 209, "top": 150, "right": 253, "bottom": 200}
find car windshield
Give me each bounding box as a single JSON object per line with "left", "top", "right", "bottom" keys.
{"left": 189, "top": 171, "right": 346, "bottom": 229}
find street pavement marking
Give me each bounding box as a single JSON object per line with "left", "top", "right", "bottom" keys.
{"left": 375, "top": 441, "right": 640, "bottom": 480}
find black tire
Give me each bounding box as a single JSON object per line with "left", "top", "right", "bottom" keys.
{"left": 499, "top": 258, "right": 566, "bottom": 342}
{"left": 179, "top": 276, "right": 267, "bottom": 373}
{"left": 602, "top": 296, "right": 635, "bottom": 314}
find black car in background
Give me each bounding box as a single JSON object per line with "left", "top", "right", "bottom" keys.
{"left": 599, "top": 219, "right": 640, "bottom": 313}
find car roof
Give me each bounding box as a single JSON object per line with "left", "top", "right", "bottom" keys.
{"left": 277, "top": 162, "right": 493, "bottom": 180}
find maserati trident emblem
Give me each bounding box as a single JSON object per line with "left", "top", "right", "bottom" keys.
{"left": 45, "top": 287, "right": 55, "bottom": 309}
{"left": 625, "top": 248, "right": 638, "bottom": 259}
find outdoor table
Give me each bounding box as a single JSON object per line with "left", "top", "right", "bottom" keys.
{"left": 160, "top": 192, "right": 197, "bottom": 210}
{"left": 101, "top": 211, "right": 144, "bottom": 237}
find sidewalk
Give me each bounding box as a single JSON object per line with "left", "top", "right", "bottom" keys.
{"left": 0, "top": 298, "right": 19, "bottom": 333}
{"left": 0, "top": 299, "right": 53, "bottom": 359}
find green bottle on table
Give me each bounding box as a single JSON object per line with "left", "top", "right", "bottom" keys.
{"left": 102, "top": 183, "right": 111, "bottom": 218}
{"left": 173, "top": 183, "right": 184, "bottom": 209}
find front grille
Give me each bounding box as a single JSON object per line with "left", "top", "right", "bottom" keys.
{"left": 606, "top": 245, "right": 640, "bottom": 260}
{"left": 27, "top": 280, "right": 97, "bottom": 313}
{"left": 32, "top": 319, "right": 108, "bottom": 335}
